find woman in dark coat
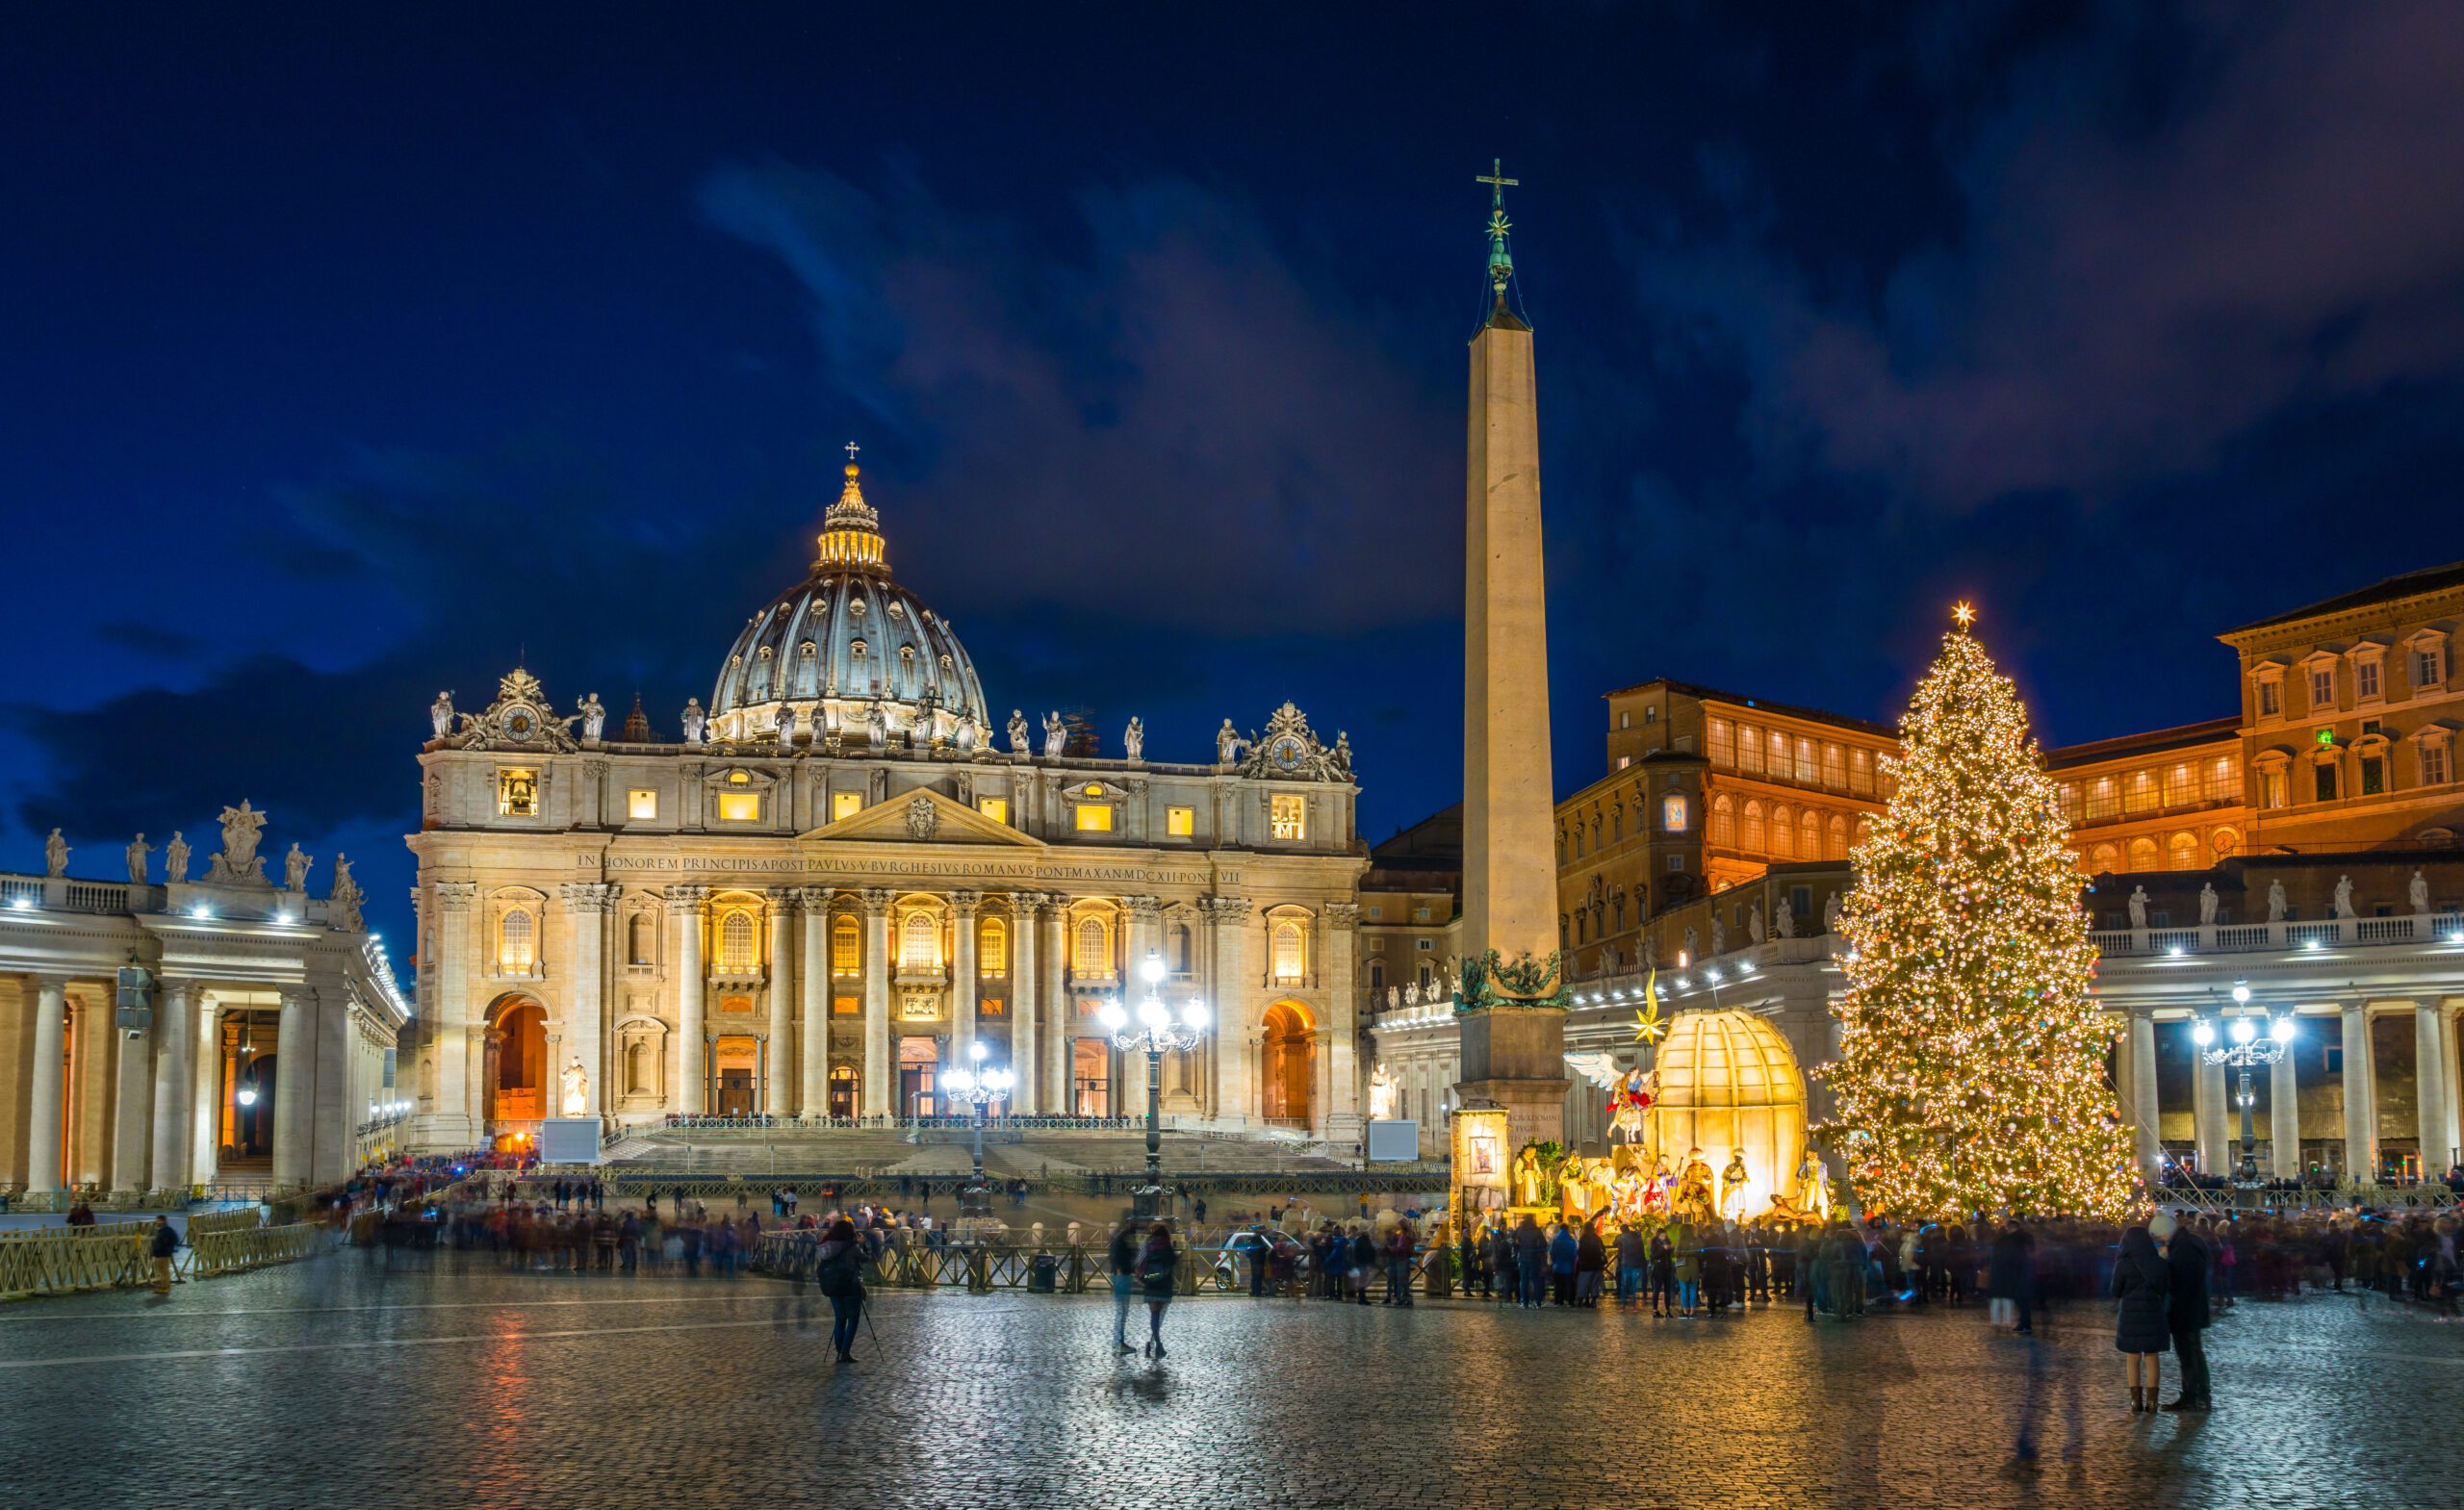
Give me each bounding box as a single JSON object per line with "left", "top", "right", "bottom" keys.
{"left": 2111, "top": 1226, "right": 2172, "bottom": 1412}
{"left": 1137, "top": 1220, "right": 1180, "bottom": 1358}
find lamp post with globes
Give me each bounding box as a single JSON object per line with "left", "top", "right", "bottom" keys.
{"left": 1099, "top": 952, "right": 1210, "bottom": 1218}
{"left": 941, "top": 1039, "right": 1015, "bottom": 1219}
{"left": 2191, "top": 983, "right": 2297, "bottom": 1185}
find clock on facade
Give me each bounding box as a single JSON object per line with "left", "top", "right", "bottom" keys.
{"left": 1269, "top": 733, "right": 1306, "bottom": 771}
{"left": 501, "top": 705, "right": 539, "bottom": 741}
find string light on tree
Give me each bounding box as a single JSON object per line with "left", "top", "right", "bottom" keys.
{"left": 1814, "top": 602, "right": 2142, "bottom": 1220}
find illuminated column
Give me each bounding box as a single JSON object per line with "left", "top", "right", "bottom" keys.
{"left": 2128, "top": 1008, "right": 2160, "bottom": 1174}
{"left": 1010, "top": 893, "right": 1042, "bottom": 1112}
{"left": 191, "top": 999, "right": 221, "bottom": 1185}
{"left": 1040, "top": 900, "right": 1068, "bottom": 1113}
{"left": 2444, "top": 1000, "right": 2463, "bottom": 1172}
{"left": 2271, "top": 1023, "right": 2300, "bottom": 1178}
{"left": 1324, "top": 903, "right": 1360, "bottom": 1138}
{"left": 667, "top": 885, "right": 707, "bottom": 1114}
{"left": 432, "top": 882, "right": 478, "bottom": 1139}
{"left": 2417, "top": 1002, "right": 2448, "bottom": 1176}
{"left": 950, "top": 890, "right": 981, "bottom": 1068}
{"left": 562, "top": 883, "right": 613, "bottom": 1118}
{"left": 798, "top": 888, "right": 832, "bottom": 1115}
{"left": 861, "top": 888, "right": 893, "bottom": 1118}
{"left": 2343, "top": 1002, "right": 2377, "bottom": 1180}
{"left": 764, "top": 887, "right": 796, "bottom": 1114}
{"left": 271, "top": 985, "right": 315, "bottom": 1189}
{"left": 110, "top": 986, "right": 155, "bottom": 1195}
{"left": 1206, "top": 897, "right": 1254, "bottom": 1127}
{"left": 24, "top": 975, "right": 66, "bottom": 1195}
{"left": 2192, "top": 1033, "right": 2227, "bottom": 1176}
{"left": 148, "top": 979, "right": 194, "bottom": 1193}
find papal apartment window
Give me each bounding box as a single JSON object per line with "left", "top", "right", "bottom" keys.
{"left": 2311, "top": 668, "right": 2335, "bottom": 712}
{"left": 2426, "top": 743, "right": 2451, "bottom": 786}
{"left": 1707, "top": 719, "right": 1734, "bottom": 767}
{"left": 2419, "top": 647, "right": 2448, "bottom": 690}
{"left": 2361, "top": 755, "right": 2386, "bottom": 796}
{"left": 627, "top": 788, "right": 658, "bottom": 820}
{"left": 2257, "top": 680, "right": 2280, "bottom": 717}
{"left": 499, "top": 768, "right": 539, "bottom": 817}
{"left": 1645, "top": 705, "right": 1658, "bottom": 724}
{"left": 2358, "top": 659, "right": 2381, "bottom": 700}
{"left": 2261, "top": 770, "right": 2287, "bottom": 809}
{"left": 1618, "top": 710, "right": 1630, "bottom": 729}
{"left": 2315, "top": 763, "right": 2339, "bottom": 803}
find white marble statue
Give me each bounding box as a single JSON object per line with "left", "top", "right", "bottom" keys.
{"left": 2198, "top": 883, "right": 2219, "bottom": 925}
{"left": 219, "top": 802, "right": 267, "bottom": 871}
{"left": 1710, "top": 916, "right": 1727, "bottom": 956}
{"left": 282, "top": 843, "right": 310, "bottom": 893}
{"left": 1403, "top": 982, "right": 1420, "bottom": 1007}
{"left": 1429, "top": 975, "right": 1450, "bottom": 1006}
{"left": 1748, "top": 902, "right": 1766, "bottom": 945}
{"left": 1386, "top": 985, "right": 1399, "bottom": 1010}
{"left": 1774, "top": 894, "right": 1795, "bottom": 939}
{"left": 1007, "top": 709, "right": 1031, "bottom": 755}
{"left": 430, "top": 691, "right": 454, "bottom": 738}
{"left": 2333, "top": 875, "right": 2356, "bottom": 919}
{"left": 126, "top": 834, "right": 150, "bottom": 884}
{"left": 1124, "top": 717, "right": 1144, "bottom": 762}
{"left": 1042, "top": 711, "right": 1065, "bottom": 758}
{"left": 2126, "top": 885, "right": 2148, "bottom": 929}
{"left": 1683, "top": 925, "right": 1699, "bottom": 961}
{"left": 681, "top": 699, "right": 706, "bottom": 746}
{"left": 579, "top": 693, "right": 606, "bottom": 741}
{"left": 1369, "top": 1063, "right": 1396, "bottom": 1121}
{"left": 164, "top": 832, "right": 190, "bottom": 884}
{"left": 1217, "top": 719, "right": 1248, "bottom": 766}
{"left": 774, "top": 704, "right": 798, "bottom": 750}
{"left": 954, "top": 718, "right": 977, "bottom": 753}
{"left": 329, "top": 854, "right": 364, "bottom": 932}
{"left": 2268, "top": 880, "right": 2287, "bottom": 922}
{"left": 866, "top": 703, "right": 889, "bottom": 750}
{"left": 2412, "top": 869, "right": 2431, "bottom": 913}
{"left": 560, "top": 1059, "right": 588, "bottom": 1117}
{"left": 43, "top": 829, "right": 66, "bottom": 878}
{"left": 1823, "top": 891, "right": 1842, "bottom": 934}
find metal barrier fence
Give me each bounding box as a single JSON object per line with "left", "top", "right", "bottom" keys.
{"left": 187, "top": 1222, "right": 327, "bottom": 1278}
{"left": 749, "top": 1231, "right": 1465, "bottom": 1299}
{"left": 0, "top": 1227, "right": 147, "bottom": 1298}
{"left": 606, "top": 1171, "right": 1448, "bottom": 1201}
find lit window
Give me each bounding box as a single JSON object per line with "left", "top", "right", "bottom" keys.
{"left": 1770, "top": 805, "right": 1794, "bottom": 858}
{"left": 1707, "top": 719, "right": 1734, "bottom": 767}
{"left": 2168, "top": 833, "right": 2197, "bottom": 869}
{"left": 498, "top": 769, "right": 538, "bottom": 817}
{"left": 627, "top": 788, "right": 658, "bottom": 820}
{"left": 2162, "top": 764, "right": 2194, "bottom": 806}
{"left": 719, "top": 911, "right": 757, "bottom": 972}
{"left": 1769, "top": 729, "right": 1788, "bottom": 775}
{"left": 1084, "top": 783, "right": 1103, "bottom": 797}
{"left": 831, "top": 793, "right": 862, "bottom": 822}
{"left": 1271, "top": 920, "right": 1305, "bottom": 982}
{"left": 498, "top": 909, "right": 535, "bottom": 974}
{"left": 2057, "top": 783, "right": 2081, "bottom": 821}
{"left": 832, "top": 915, "right": 859, "bottom": 975}
{"left": 1742, "top": 800, "right": 1765, "bottom": 853}
{"left": 901, "top": 912, "right": 938, "bottom": 970}
{"left": 2205, "top": 757, "right": 2242, "bottom": 803}
{"left": 980, "top": 918, "right": 1006, "bottom": 978}
{"left": 1822, "top": 744, "right": 1845, "bottom": 788}
{"left": 1849, "top": 748, "right": 1873, "bottom": 795}
{"left": 1794, "top": 737, "right": 1816, "bottom": 782}
{"left": 1075, "top": 804, "right": 1113, "bottom": 832}
{"left": 977, "top": 798, "right": 1008, "bottom": 825}
{"left": 2310, "top": 667, "right": 2335, "bottom": 712}
{"left": 833, "top": 995, "right": 859, "bottom": 1017}
{"left": 1737, "top": 724, "right": 1762, "bottom": 775}
{"left": 717, "top": 792, "right": 760, "bottom": 823}
{"left": 1709, "top": 795, "right": 1734, "bottom": 847}
{"left": 1167, "top": 806, "right": 1195, "bottom": 836}
{"left": 1073, "top": 916, "right": 1111, "bottom": 976}
{"left": 728, "top": 770, "right": 749, "bottom": 785}
{"left": 1661, "top": 793, "right": 1687, "bottom": 832}
{"left": 1271, "top": 794, "right": 1305, "bottom": 840}
{"left": 2123, "top": 771, "right": 2157, "bottom": 814}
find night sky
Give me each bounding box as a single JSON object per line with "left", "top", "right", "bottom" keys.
{"left": 7, "top": 4, "right": 2464, "bottom": 949}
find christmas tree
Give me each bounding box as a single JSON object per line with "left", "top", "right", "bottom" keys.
{"left": 1815, "top": 606, "right": 2142, "bottom": 1219}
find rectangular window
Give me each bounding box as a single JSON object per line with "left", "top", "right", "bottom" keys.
{"left": 1769, "top": 729, "right": 1788, "bottom": 776}
{"left": 1366, "top": 906, "right": 1383, "bottom": 920}
{"left": 1667, "top": 854, "right": 1685, "bottom": 871}
{"left": 831, "top": 792, "right": 862, "bottom": 822}
{"left": 2161, "top": 764, "right": 2194, "bottom": 807}
{"left": 1618, "top": 710, "right": 1630, "bottom": 729}
{"left": 716, "top": 792, "right": 760, "bottom": 823}
{"left": 1849, "top": 748, "right": 1873, "bottom": 795}
{"left": 1413, "top": 906, "right": 1431, "bottom": 922}
{"left": 627, "top": 788, "right": 657, "bottom": 820}
{"left": 975, "top": 797, "right": 1008, "bottom": 825}
{"left": 1822, "top": 744, "right": 1846, "bottom": 788}
{"left": 1270, "top": 794, "right": 1305, "bottom": 840}
{"left": 2262, "top": 770, "right": 2287, "bottom": 809}
{"left": 2361, "top": 755, "right": 2385, "bottom": 796}
{"left": 2419, "top": 648, "right": 2447, "bottom": 690}
{"left": 834, "top": 994, "right": 860, "bottom": 1016}
{"left": 2426, "top": 743, "right": 2451, "bottom": 786}
{"left": 2311, "top": 668, "right": 2335, "bottom": 712}
{"left": 1616, "top": 755, "right": 1631, "bottom": 771}
{"left": 1737, "top": 724, "right": 1762, "bottom": 775}
{"left": 2205, "top": 758, "right": 2242, "bottom": 804}
{"left": 832, "top": 919, "right": 859, "bottom": 975}
{"left": 1707, "top": 719, "right": 1734, "bottom": 768}
{"left": 2058, "top": 783, "right": 2082, "bottom": 821}
{"left": 498, "top": 769, "right": 539, "bottom": 817}
{"left": 1368, "top": 936, "right": 1385, "bottom": 952}
{"left": 1074, "top": 804, "right": 1114, "bottom": 832}
{"left": 2257, "top": 679, "right": 2280, "bottom": 716}
{"left": 2357, "top": 659, "right": 2381, "bottom": 700}
{"left": 1415, "top": 938, "right": 1434, "bottom": 952}
{"left": 1794, "top": 737, "right": 1816, "bottom": 782}
{"left": 2086, "top": 778, "right": 2119, "bottom": 819}
{"left": 1166, "top": 806, "right": 1195, "bottom": 836}
{"left": 2315, "top": 763, "right": 2338, "bottom": 803}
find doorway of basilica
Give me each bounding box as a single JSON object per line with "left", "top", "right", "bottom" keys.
{"left": 714, "top": 1036, "right": 757, "bottom": 1115}
{"left": 899, "top": 1036, "right": 938, "bottom": 1118}
{"left": 1262, "top": 1000, "right": 1314, "bottom": 1130}
{"left": 488, "top": 997, "right": 547, "bottom": 1122}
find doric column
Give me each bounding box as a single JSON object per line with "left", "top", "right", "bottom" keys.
{"left": 2443, "top": 1000, "right": 2463, "bottom": 1173}
{"left": 1040, "top": 899, "right": 1068, "bottom": 1113}
{"left": 1324, "top": 902, "right": 1361, "bottom": 1138}
{"left": 149, "top": 979, "right": 195, "bottom": 1193}
{"left": 272, "top": 985, "right": 315, "bottom": 1189}
{"left": 111, "top": 988, "right": 155, "bottom": 1195}
{"left": 2128, "top": 1008, "right": 2160, "bottom": 1175}
{"left": 2193, "top": 1035, "right": 2227, "bottom": 1177}
{"left": 1010, "top": 893, "right": 1042, "bottom": 1112}
{"left": 764, "top": 887, "right": 797, "bottom": 1115}
{"left": 561, "top": 883, "right": 615, "bottom": 1119}
{"left": 2343, "top": 1002, "right": 2377, "bottom": 1180}
{"left": 1205, "top": 897, "right": 1254, "bottom": 1127}
{"left": 2417, "top": 1002, "right": 2449, "bottom": 1176}
{"left": 860, "top": 888, "right": 893, "bottom": 1117}
{"left": 24, "top": 975, "right": 66, "bottom": 1194}
{"left": 666, "top": 885, "right": 708, "bottom": 1114}
{"left": 2271, "top": 1020, "right": 2300, "bottom": 1178}
{"left": 950, "top": 890, "right": 981, "bottom": 1067}
{"left": 432, "top": 882, "right": 479, "bottom": 1139}
{"left": 798, "top": 888, "right": 833, "bottom": 1114}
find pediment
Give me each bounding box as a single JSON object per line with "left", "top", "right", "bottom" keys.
{"left": 797, "top": 786, "right": 1045, "bottom": 849}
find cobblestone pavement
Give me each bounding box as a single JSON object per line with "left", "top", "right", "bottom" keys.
{"left": 0, "top": 1255, "right": 2453, "bottom": 1510}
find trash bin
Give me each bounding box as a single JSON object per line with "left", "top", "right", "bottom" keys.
{"left": 1030, "top": 1252, "right": 1059, "bottom": 1293}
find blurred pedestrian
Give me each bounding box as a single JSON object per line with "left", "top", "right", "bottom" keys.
{"left": 2111, "top": 1226, "right": 2172, "bottom": 1413}
{"left": 1109, "top": 1218, "right": 1142, "bottom": 1352}
{"left": 2157, "top": 1212, "right": 2213, "bottom": 1412}
{"left": 1138, "top": 1219, "right": 1179, "bottom": 1358}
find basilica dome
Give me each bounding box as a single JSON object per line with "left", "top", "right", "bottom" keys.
{"left": 707, "top": 463, "right": 991, "bottom": 749}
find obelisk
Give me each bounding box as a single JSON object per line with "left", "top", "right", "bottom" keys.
{"left": 1453, "top": 161, "right": 1568, "bottom": 1155}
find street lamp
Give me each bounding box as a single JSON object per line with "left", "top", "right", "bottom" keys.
{"left": 1097, "top": 951, "right": 1210, "bottom": 1217}
{"left": 2191, "top": 983, "right": 2295, "bottom": 1185}
{"left": 941, "top": 1039, "right": 1014, "bottom": 1218}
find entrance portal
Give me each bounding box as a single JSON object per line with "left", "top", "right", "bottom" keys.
{"left": 1262, "top": 1000, "right": 1314, "bottom": 1130}
{"left": 713, "top": 1036, "right": 757, "bottom": 1115}
{"left": 489, "top": 998, "right": 548, "bottom": 1122}
{"left": 899, "top": 1036, "right": 938, "bottom": 1118}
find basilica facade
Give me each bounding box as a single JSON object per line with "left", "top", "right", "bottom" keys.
{"left": 404, "top": 463, "right": 1368, "bottom": 1149}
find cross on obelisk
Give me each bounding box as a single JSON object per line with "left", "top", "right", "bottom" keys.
{"left": 1476, "top": 160, "right": 1520, "bottom": 296}
{"left": 1476, "top": 158, "right": 1518, "bottom": 208}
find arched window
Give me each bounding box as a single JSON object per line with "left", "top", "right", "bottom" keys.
{"left": 2092, "top": 842, "right": 2120, "bottom": 874}
{"left": 1827, "top": 814, "right": 1848, "bottom": 860}
{"left": 901, "top": 911, "right": 938, "bottom": 970}
{"left": 627, "top": 913, "right": 652, "bottom": 965}
{"left": 1855, "top": 814, "right": 1873, "bottom": 844}
{"left": 980, "top": 917, "right": 1007, "bottom": 978}
{"left": 2168, "top": 832, "right": 2198, "bottom": 870}
{"left": 1271, "top": 919, "right": 1305, "bottom": 983}
{"left": 2126, "top": 836, "right": 2160, "bottom": 871}
{"left": 832, "top": 914, "right": 860, "bottom": 975}
{"left": 1661, "top": 793, "right": 1687, "bottom": 832}
{"left": 2211, "top": 828, "right": 2239, "bottom": 859}
{"left": 1710, "top": 795, "right": 1735, "bottom": 847}
{"left": 1741, "top": 801, "right": 1766, "bottom": 854}
{"left": 718, "top": 911, "right": 757, "bottom": 973}
{"left": 1801, "top": 810, "right": 1821, "bottom": 859}
{"left": 1770, "top": 805, "right": 1793, "bottom": 857}
{"left": 499, "top": 909, "right": 535, "bottom": 975}
{"left": 1074, "top": 916, "right": 1111, "bottom": 977}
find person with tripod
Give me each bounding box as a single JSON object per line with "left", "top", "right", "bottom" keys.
{"left": 815, "top": 1218, "right": 867, "bottom": 1364}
